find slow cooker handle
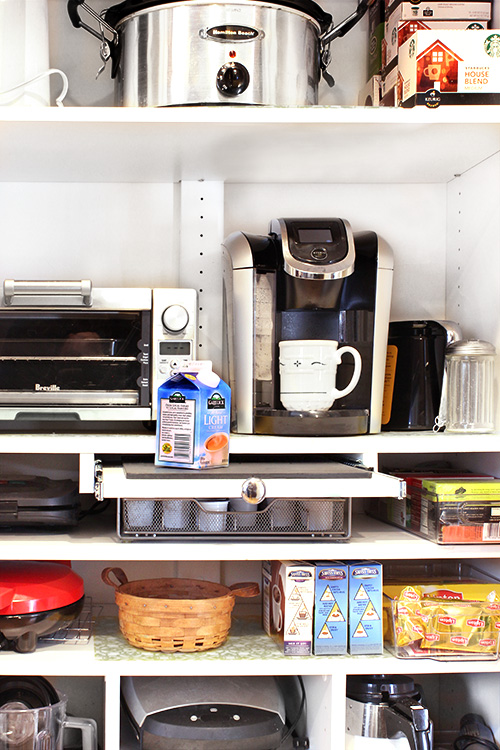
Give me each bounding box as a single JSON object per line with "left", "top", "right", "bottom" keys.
{"left": 67, "top": 0, "right": 118, "bottom": 43}
{"left": 67, "top": 0, "right": 120, "bottom": 78}
{"left": 101, "top": 567, "right": 129, "bottom": 589}
{"left": 320, "top": 0, "right": 373, "bottom": 81}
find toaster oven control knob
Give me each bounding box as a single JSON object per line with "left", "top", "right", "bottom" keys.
{"left": 216, "top": 62, "right": 250, "bottom": 97}
{"left": 162, "top": 304, "right": 190, "bottom": 333}
{"left": 241, "top": 477, "right": 266, "bottom": 505}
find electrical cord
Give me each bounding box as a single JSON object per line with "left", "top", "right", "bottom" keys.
{"left": 79, "top": 497, "right": 111, "bottom": 521}
{"left": 0, "top": 69, "right": 69, "bottom": 107}
{"left": 279, "top": 675, "right": 308, "bottom": 748}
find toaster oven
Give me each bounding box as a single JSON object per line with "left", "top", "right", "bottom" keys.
{"left": 0, "top": 280, "right": 198, "bottom": 422}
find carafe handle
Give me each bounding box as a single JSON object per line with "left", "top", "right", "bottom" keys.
{"left": 382, "top": 701, "right": 433, "bottom": 750}
{"left": 63, "top": 717, "right": 98, "bottom": 750}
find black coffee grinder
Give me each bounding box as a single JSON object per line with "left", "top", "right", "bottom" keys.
{"left": 222, "top": 217, "right": 394, "bottom": 435}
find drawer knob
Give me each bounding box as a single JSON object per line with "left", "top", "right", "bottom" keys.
{"left": 241, "top": 477, "right": 266, "bottom": 505}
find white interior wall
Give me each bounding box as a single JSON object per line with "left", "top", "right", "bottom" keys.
{"left": 446, "top": 153, "right": 500, "bottom": 428}
{"left": 0, "top": 183, "right": 176, "bottom": 287}
{"left": 224, "top": 182, "right": 448, "bottom": 321}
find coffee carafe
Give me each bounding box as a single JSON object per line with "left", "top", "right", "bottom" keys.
{"left": 222, "top": 218, "right": 394, "bottom": 436}
{"left": 346, "top": 675, "right": 433, "bottom": 750}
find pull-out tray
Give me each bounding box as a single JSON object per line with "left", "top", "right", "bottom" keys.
{"left": 101, "top": 459, "right": 405, "bottom": 500}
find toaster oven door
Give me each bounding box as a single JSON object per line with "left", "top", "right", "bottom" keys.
{"left": 0, "top": 310, "right": 151, "bottom": 420}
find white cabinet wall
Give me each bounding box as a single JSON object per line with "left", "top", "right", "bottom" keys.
{"left": 2, "top": 1, "right": 500, "bottom": 749}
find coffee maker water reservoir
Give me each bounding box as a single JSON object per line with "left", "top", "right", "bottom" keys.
{"left": 222, "top": 218, "right": 394, "bottom": 435}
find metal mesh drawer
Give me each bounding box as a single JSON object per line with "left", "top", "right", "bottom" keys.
{"left": 117, "top": 496, "right": 351, "bottom": 541}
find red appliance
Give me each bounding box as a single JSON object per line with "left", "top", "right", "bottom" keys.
{"left": 0, "top": 561, "right": 84, "bottom": 652}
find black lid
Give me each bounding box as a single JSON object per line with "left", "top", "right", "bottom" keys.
{"left": 0, "top": 677, "right": 60, "bottom": 709}
{"left": 346, "top": 676, "right": 419, "bottom": 704}
{"left": 105, "top": 0, "right": 332, "bottom": 34}
{"left": 388, "top": 320, "right": 447, "bottom": 338}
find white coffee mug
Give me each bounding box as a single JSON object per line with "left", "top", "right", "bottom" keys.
{"left": 278, "top": 339, "right": 362, "bottom": 412}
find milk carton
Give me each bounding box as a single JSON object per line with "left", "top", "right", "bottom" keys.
{"left": 155, "top": 368, "right": 230, "bottom": 469}
{"left": 348, "top": 561, "right": 383, "bottom": 655}
{"left": 262, "top": 560, "right": 315, "bottom": 655}
{"left": 313, "top": 561, "right": 348, "bottom": 655}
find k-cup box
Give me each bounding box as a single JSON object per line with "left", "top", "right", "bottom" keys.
{"left": 262, "top": 560, "right": 315, "bottom": 655}
{"left": 349, "top": 561, "right": 383, "bottom": 655}
{"left": 399, "top": 29, "right": 500, "bottom": 106}
{"left": 383, "top": 18, "right": 488, "bottom": 69}
{"left": 368, "top": 0, "right": 385, "bottom": 77}
{"left": 155, "top": 367, "right": 230, "bottom": 469}
{"left": 312, "top": 561, "right": 348, "bottom": 655}
{"left": 380, "top": 60, "right": 399, "bottom": 104}
{"left": 385, "top": 0, "right": 491, "bottom": 19}
{"left": 359, "top": 75, "right": 382, "bottom": 105}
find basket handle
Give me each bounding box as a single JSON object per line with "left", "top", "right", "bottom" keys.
{"left": 101, "top": 567, "right": 129, "bottom": 588}
{"left": 229, "top": 581, "right": 260, "bottom": 598}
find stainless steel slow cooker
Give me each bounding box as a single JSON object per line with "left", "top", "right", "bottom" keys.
{"left": 67, "top": 0, "right": 370, "bottom": 106}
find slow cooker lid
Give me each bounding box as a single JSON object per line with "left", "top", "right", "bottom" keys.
{"left": 105, "top": 0, "right": 333, "bottom": 34}
{"left": 0, "top": 561, "right": 84, "bottom": 615}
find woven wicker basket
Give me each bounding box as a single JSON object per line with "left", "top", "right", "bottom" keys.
{"left": 101, "top": 567, "right": 259, "bottom": 653}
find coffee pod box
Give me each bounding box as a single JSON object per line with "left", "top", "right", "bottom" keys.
{"left": 313, "top": 561, "right": 348, "bottom": 655}
{"left": 155, "top": 368, "right": 230, "bottom": 469}
{"left": 348, "top": 561, "right": 383, "bottom": 655}
{"left": 399, "top": 29, "right": 500, "bottom": 106}
{"left": 262, "top": 560, "right": 315, "bottom": 655}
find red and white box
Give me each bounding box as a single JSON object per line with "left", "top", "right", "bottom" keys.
{"left": 398, "top": 29, "right": 500, "bottom": 106}
{"left": 385, "top": 0, "right": 491, "bottom": 19}
{"left": 383, "top": 18, "right": 488, "bottom": 68}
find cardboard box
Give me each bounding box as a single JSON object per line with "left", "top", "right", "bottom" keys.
{"left": 368, "top": 0, "right": 385, "bottom": 77}
{"left": 262, "top": 560, "right": 315, "bottom": 655}
{"left": 155, "top": 368, "right": 230, "bottom": 469}
{"left": 380, "top": 61, "right": 400, "bottom": 104}
{"left": 411, "top": 477, "right": 500, "bottom": 543}
{"left": 399, "top": 29, "right": 500, "bottom": 107}
{"left": 348, "top": 561, "right": 383, "bottom": 654}
{"left": 313, "top": 561, "right": 348, "bottom": 654}
{"left": 359, "top": 75, "right": 382, "bottom": 105}
{"left": 385, "top": 0, "right": 491, "bottom": 19}
{"left": 383, "top": 18, "right": 488, "bottom": 69}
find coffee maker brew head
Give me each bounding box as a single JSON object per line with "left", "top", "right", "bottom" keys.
{"left": 269, "top": 218, "right": 356, "bottom": 280}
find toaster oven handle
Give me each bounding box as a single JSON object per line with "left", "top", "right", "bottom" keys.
{"left": 3, "top": 279, "right": 93, "bottom": 307}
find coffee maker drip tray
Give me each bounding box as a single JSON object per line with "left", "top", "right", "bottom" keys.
{"left": 254, "top": 408, "right": 369, "bottom": 436}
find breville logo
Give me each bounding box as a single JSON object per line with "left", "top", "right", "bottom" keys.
{"left": 35, "top": 383, "right": 60, "bottom": 392}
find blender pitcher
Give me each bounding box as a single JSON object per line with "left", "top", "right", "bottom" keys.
{"left": 0, "top": 695, "right": 97, "bottom": 750}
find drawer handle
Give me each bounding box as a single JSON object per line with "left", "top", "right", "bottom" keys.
{"left": 241, "top": 477, "right": 266, "bottom": 505}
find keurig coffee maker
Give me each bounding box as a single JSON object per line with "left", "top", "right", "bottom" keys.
{"left": 222, "top": 217, "right": 393, "bottom": 436}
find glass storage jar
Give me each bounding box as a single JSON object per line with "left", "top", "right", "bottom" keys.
{"left": 445, "top": 339, "right": 496, "bottom": 433}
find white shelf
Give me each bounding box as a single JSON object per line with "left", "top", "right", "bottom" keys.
{"left": 0, "top": 429, "right": 498, "bottom": 456}
{"left": 1, "top": 106, "right": 500, "bottom": 184}
{"left": 1, "top": 617, "right": 499, "bottom": 677}
{"left": 1, "top": 513, "right": 499, "bottom": 561}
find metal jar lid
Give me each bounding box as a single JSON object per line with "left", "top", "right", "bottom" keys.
{"left": 446, "top": 339, "right": 496, "bottom": 357}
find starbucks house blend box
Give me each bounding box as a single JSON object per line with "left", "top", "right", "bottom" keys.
{"left": 399, "top": 29, "right": 500, "bottom": 106}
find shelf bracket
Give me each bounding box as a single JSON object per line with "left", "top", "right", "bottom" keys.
{"left": 94, "top": 459, "right": 103, "bottom": 502}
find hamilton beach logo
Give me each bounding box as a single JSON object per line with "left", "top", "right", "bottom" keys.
{"left": 35, "top": 383, "right": 60, "bottom": 392}
{"left": 485, "top": 33, "right": 500, "bottom": 57}
{"left": 204, "top": 25, "right": 262, "bottom": 41}
{"left": 207, "top": 392, "right": 225, "bottom": 409}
